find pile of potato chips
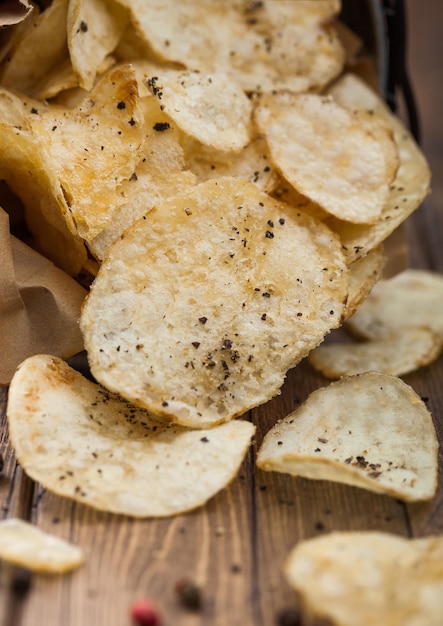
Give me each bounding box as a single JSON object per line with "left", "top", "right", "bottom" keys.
{"left": 1, "top": 1, "right": 442, "bottom": 622}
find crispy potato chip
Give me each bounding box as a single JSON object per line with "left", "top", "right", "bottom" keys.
{"left": 326, "top": 74, "right": 431, "bottom": 263}
{"left": 343, "top": 244, "right": 386, "bottom": 318}
{"left": 308, "top": 327, "right": 443, "bottom": 379}
{"left": 145, "top": 68, "right": 252, "bottom": 151}
{"left": 257, "top": 372, "right": 438, "bottom": 501}
{"left": 28, "top": 64, "right": 144, "bottom": 243}
{"left": 81, "top": 177, "right": 349, "bottom": 428}
{"left": 67, "top": 0, "right": 128, "bottom": 91}
{"left": 88, "top": 94, "right": 197, "bottom": 260}
{"left": 0, "top": 95, "right": 88, "bottom": 275}
{"left": 0, "top": 518, "right": 84, "bottom": 574}
{"left": 115, "top": 0, "right": 344, "bottom": 94}
{"left": 254, "top": 92, "right": 399, "bottom": 224}
{"left": 346, "top": 268, "right": 443, "bottom": 340}
{"left": 182, "top": 133, "right": 279, "bottom": 193}
{"left": 7, "top": 355, "right": 255, "bottom": 517}
{"left": 0, "top": 0, "right": 70, "bottom": 96}
{"left": 285, "top": 531, "right": 443, "bottom": 626}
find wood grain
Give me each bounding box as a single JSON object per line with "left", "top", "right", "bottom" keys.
{"left": 1, "top": 1, "right": 443, "bottom": 625}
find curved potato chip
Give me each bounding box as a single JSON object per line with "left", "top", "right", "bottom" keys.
{"left": 343, "top": 244, "right": 386, "bottom": 318}
{"left": 285, "top": 531, "right": 443, "bottom": 626}
{"left": 183, "top": 133, "right": 279, "bottom": 193}
{"left": 81, "top": 177, "right": 349, "bottom": 428}
{"left": 7, "top": 355, "right": 255, "bottom": 518}
{"left": 255, "top": 92, "right": 399, "bottom": 224}
{"left": 88, "top": 95, "right": 197, "bottom": 260}
{"left": 326, "top": 74, "right": 431, "bottom": 263}
{"left": 308, "top": 327, "right": 443, "bottom": 378}
{"left": 346, "top": 268, "right": 443, "bottom": 340}
{"left": 115, "top": 0, "right": 344, "bottom": 93}
{"left": 145, "top": 69, "right": 252, "bottom": 151}
{"left": 0, "top": 0, "right": 69, "bottom": 96}
{"left": 67, "top": 0, "right": 128, "bottom": 90}
{"left": 0, "top": 518, "right": 84, "bottom": 574}
{"left": 257, "top": 372, "right": 438, "bottom": 501}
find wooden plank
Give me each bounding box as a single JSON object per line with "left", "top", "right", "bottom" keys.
{"left": 17, "top": 438, "right": 257, "bottom": 626}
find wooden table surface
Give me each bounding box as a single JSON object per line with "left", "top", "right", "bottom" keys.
{"left": 1, "top": 2, "right": 443, "bottom": 625}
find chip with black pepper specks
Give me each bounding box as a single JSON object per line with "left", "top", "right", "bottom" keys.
{"left": 6, "top": 355, "right": 255, "bottom": 517}
{"left": 80, "top": 177, "right": 349, "bottom": 428}
{"left": 257, "top": 371, "right": 438, "bottom": 502}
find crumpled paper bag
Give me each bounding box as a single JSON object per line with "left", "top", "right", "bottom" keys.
{"left": 1, "top": 207, "right": 87, "bottom": 385}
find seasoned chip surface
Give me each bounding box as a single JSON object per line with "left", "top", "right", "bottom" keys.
{"left": 116, "top": 0, "right": 344, "bottom": 94}
{"left": 0, "top": 518, "right": 84, "bottom": 574}
{"left": 257, "top": 372, "right": 438, "bottom": 501}
{"left": 285, "top": 531, "right": 443, "bottom": 626}
{"left": 81, "top": 177, "right": 349, "bottom": 428}
{"left": 7, "top": 355, "right": 255, "bottom": 517}
{"left": 145, "top": 69, "right": 252, "bottom": 151}
{"left": 255, "top": 92, "right": 399, "bottom": 224}
{"left": 326, "top": 74, "right": 431, "bottom": 263}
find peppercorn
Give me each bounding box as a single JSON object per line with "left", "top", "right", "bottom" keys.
{"left": 130, "top": 598, "right": 161, "bottom": 626}
{"left": 174, "top": 577, "right": 202, "bottom": 610}
{"left": 277, "top": 606, "right": 302, "bottom": 626}
{"left": 11, "top": 567, "right": 32, "bottom": 598}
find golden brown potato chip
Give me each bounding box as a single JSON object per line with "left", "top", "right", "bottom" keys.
{"left": 67, "top": 0, "right": 127, "bottom": 90}
{"left": 308, "top": 327, "right": 443, "bottom": 379}
{"left": 0, "top": 518, "right": 84, "bottom": 574}
{"left": 81, "top": 177, "right": 349, "bottom": 428}
{"left": 0, "top": 0, "right": 69, "bottom": 96}
{"left": 28, "top": 64, "right": 145, "bottom": 243}
{"left": 257, "top": 371, "right": 438, "bottom": 501}
{"left": 344, "top": 244, "right": 386, "bottom": 318}
{"left": 7, "top": 355, "right": 255, "bottom": 517}
{"left": 0, "top": 94, "right": 88, "bottom": 275}
{"left": 254, "top": 92, "right": 399, "bottom": 224}
{"left": 145, "top": 68, "right": 252, "bottom": 151}
{"left": 285, "top": 531, "right": 443, "bottom": 626}
{"left": 115, "top": 0, "right": 344, "bottom": 93}
{"left": 326, "top": 74, "right": 431, "bottom": 263}
{"left": 346, "top": 268, "right": 443, "bottom": 340}
{"left": 182, "top": 133, "right": 279, "bottom": 193}
{"left": 88, "top": 94, "right": 197, "bottom": 260}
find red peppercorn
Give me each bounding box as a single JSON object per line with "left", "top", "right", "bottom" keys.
{"left": 130, "top": 598, "right": 161, "bottom": 626}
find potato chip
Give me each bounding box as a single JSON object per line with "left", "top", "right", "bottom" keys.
{"left": 88, "top": 94, "right": 197, "bottom": 260}
{"left": 0, "top": 102, "right": 88, "bottom": 275}
{"left": 326, "top": 74, "right": 431, "bottom": 263}
{"left": 28, "top": 64, "right": 145, "bottom": 243}
{"left": 343, "top": 244, "right": 386, "bottom": 319}
{"left": 346, "top": 268, "right": 443, "bottom": 340}
{"left": 254, "top": 91, "right": 399, "bottom": 224}
{"left": 0, "top": 0, "right": 70, "bottom": 96}
{"left": 182, "top": 133, "right": 279, "bottom": 193}
{"left": 308, "top": 327, "right": 442, "bottom": 379}
{"left": 144, "top": 68, "right": 252, "bottom": 151}
{"left": 0, "top": 518, "right": 84, "bottom": 574}
{"left": 81, "top": 177, "right": 349, "bottom": 428}
{"left": 257, "top": 372, "right": 438, "bottom": 501}
{"left": 285, "top": 531, "right": 443, "bottom": 626}
{"left": 115, "top": 0, "right": 344, "bottom": 94}
{"left": 7, "top": 355, "right": 255, "bottom": 517}
{"left": 67, "top": 0, "right": 128, "bottom": 91}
